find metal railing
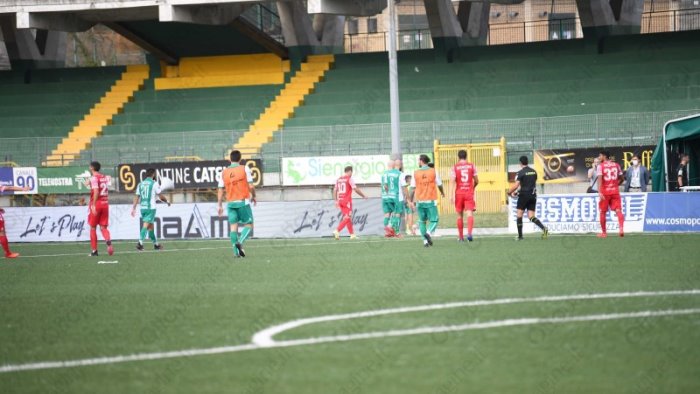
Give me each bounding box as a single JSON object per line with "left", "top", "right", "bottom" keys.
{"left": 4, "top": 109, "right": 697, "bottom": 171}
{"left": 345, "top": 29, "right": 433, "bottom": 53}
{"left": 240, "top": 1, "right": 284, "bottom": 44}
{"left": 342, "top": 9, "right": 700, "bottom": 52}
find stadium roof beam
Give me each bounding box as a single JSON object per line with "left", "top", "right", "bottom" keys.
{"left": 278, "top": 0, "right": 344, "bottom": 58}
{"left": 158, "top": 3, "right": 245, "bottom": 25}
{"left": 576, "top": 0, "right": 644, "bottom": 37}
{"left": 104, "top": 21, "right": 179, "bottom": 65}
{"left": 15, "top": 11, "right": 94, "bottom": 32}
{"left": 0, "top": 14, "right": 66, "bottom": 69}
{"left": 306, "top": 0, "right": 387, "bottom": 16}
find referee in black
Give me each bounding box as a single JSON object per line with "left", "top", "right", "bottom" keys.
{"left": 508, "top": 156, "right": 548, "bottom": 240}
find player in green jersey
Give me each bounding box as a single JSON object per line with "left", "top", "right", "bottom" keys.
{"left": 131, "top": 168, "right": 170, "bottom": 251}
{"left": 381, "top": 160, "right": 406, "bottom": 237}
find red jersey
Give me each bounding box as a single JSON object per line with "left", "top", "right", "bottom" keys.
{"left": 450, "top": 161, "right": 477, "bottom": 196}
{"left": 89, "top": 173, "right": 110, "bottom": 204}
{"left": 335, "top": 175, "right": 356, "bottom": 204}
{"left": 596, "top": 161, "right": 622, "bottom": 196}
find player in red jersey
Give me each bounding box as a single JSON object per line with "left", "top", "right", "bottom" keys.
{"left": 87, "top": 161, "right": 113, "bottom": 256}
{"left": 0, "top": 185, "right": 30, "bottom": 258}
{"left": 596, "top": 150, "right": 625, "bottom": 238}
{"left": 333, "top": 165, "right": 367, "bottom": 240}
{"left": 449, "top": 150, "right": 479, "bottom": 242}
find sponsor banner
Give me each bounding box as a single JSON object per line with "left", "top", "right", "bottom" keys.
{"left": 117, "top": 160, "right": 263, "bottom": 192}
{"left": 643, "top": 193, "right": 700, "bottom": 232}
{"left": 0, "top": 167, "right": 38, "bottom": 195}
{"left": 508, "top": 193, "right": 648, "bottom": 234}
{"left": 533, "top": 146, "right": 654, "bottom": 184}
{"left": 37, "top": 167, "right": 94, "bottom": 194}
{"left": 3, "top": 198, "right": 384, "bottom": 242}
{"left": 281, "top": 154, "right": 432, "bottom": 186}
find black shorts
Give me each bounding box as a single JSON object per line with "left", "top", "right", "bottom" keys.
{"left": 516, "top": 194, "right": 537, "bottom": 211}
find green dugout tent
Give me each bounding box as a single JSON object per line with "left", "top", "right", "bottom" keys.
{"left": 651, "top": 113, "right": 700, "bottom": 191}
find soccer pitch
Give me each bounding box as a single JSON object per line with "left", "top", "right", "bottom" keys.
{"left": 1, "top": 234, "right": 699, "bottom": 393}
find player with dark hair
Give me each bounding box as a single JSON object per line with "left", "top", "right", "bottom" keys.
{"left": 131, "top": 168, "right": 170, "bottom": 251}
{"left": 449, "top": 149, "right": 479, "bottom": 242}
{"left": 597, "top": 150, "right": 625, "bottom": 238}
{"left": 409, "top": 155, "right": 445, "bottom": 247}
{"left": 218, "top": 150, "right": 256, "bottom": 258}
{"left": 333, "top": 166, "right": 367, "bottom": 240}
{"left": 508, "top": 156, "right": 548, "bottom": 240}
{"left": 88, "top": 161, "right": 113, "bottom": 256}
{"left": 0, "top": 185, "right": 30, "bottom": 258}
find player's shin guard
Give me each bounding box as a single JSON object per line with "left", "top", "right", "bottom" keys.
{"left": 616, "top": 210, "right": 625, "bottom": 232}
{"left": 90, "top": 228, "right": 98, "bottom": 250}
{"left": 530, "top": 217, "right": 545, "bottom": 231}
{"left": 239, "top": 226, "right": 252, "bottom": 244}
{"left": 230, "top": 231, "right": 239, "bottom": 254}
{"left": 457, "top": 217, "right": 464, "bottom": 240}
{"left": 467, "top": 216, "right": 474, "bottom": 237}
{"left": 600, "top": 212, "right": 607, "bottom": 233}
{"left": 516, "top": 217, "right": 523, "bottom": 238}
{"left": 148, "top": 229, "right": 157, "bottom": 244}
{"left": 427, "top": 221, "right": 438, "bottom": 234}
{"left": 0, "top": 235, "right": 11, "bottom": 256}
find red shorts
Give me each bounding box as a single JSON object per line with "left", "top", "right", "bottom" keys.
{"left": 455, "top": 194, "right": 476, "bottom": 212}
{"left": 599, "top": 194, "right": 621, "bottom": 212}
{"left": 338, "top": 200, "right": 353, "bottom": 216}
{"left": 88, "top": 202, "right": 109, "bottom": 227}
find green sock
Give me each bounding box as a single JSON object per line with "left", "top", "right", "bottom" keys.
{"left": 427, "top": 221, "right": 438, "bottom": 234}
{"left": 383, "top": 216, "right": 390, "bottom": 227}
{"left": 239, "top": 227, "right": 252, "bottom": 244}
{"left": 419, "top": 222, "right": 427, "bottom": 238}
{"left": 148, "top": 230, "right": 157, "bottom": 244}
{"left": 139, "top": 227, "right": 147, "bottom": 243}
{"left": 230, "top": 231, "right": 239, "bottom": 254}
{"left": 392, "top": 215, "right": 401, "bottom": 232}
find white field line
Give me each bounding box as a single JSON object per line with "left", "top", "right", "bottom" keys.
{"left": 1, "top": 290, "right": 699, "bottom": 374}
{"left": 251, "top": 289, "right": 700, "bottom": 346}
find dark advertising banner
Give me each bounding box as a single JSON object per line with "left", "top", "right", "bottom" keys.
{"left": 118, "top": 160, "right": 263, "bottom": 192}
{"left": 533, "top": 145, "right": 654, "bottom": 184}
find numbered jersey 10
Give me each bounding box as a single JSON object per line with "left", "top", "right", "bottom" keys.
{"left": 90, "top": 173, "right": 110, "bottom": 203}
{"left": 335, "top": 175, "right": 355, "bottom": 202}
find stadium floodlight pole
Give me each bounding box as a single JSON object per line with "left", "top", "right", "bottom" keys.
{"left": 388, "top": 0, "right": 401, "bottom": 159}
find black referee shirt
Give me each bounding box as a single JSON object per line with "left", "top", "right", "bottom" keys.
{"left": 677, "top": 163, "right": 689, "bottom": 187}
{"left": 516, "top": 166, "right": 538, "bottom": 195}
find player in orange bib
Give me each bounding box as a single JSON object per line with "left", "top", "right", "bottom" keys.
{"left": 596, "top": 150, "right": 625, "bottom": 238}
{"left": 449, "top": 150, "right": 479, "bottom": 242}
{"left": 218, "top": 150, "right": 256, "bottom": 258}
{"left": 409, "top": 155, "right": 445, "bottom": 247}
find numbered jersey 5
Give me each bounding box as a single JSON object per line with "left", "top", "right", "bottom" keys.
{"left": 451, "top": 162, "right": 477, "bottom": 195}
{"left": 596, "top": 161, "right": 622, "bottom": 195}
{"left": 90, "top": 173, "right": 110, "bottom": 203}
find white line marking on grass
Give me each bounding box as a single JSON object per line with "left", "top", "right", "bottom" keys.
{"left": 1, "top": 289, "right": 699, "bottom": 374}
{"left": 252, "top": 289, "right": 700, "bottom": 346}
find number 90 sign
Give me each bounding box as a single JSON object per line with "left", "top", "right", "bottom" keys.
{"left": 13, "top": 167, "right": 38, "bottom": 194}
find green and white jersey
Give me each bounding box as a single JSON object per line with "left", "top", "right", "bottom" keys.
{"left": 135, "top": 178, "right": 162, "bottom": 209}
{"left": 382, "top": 169, "right": 404, "bottom": 200}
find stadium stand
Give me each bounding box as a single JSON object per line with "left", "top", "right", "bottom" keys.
{"left": 235, "top": 54, "right": 334, "bottom": 157}
{"left": 46, "top": 65, "right": 150, "bottom": 166}
{"left": 260, "top": 31, "right": 700, "bottom": 171}
{"left": 0, "top": 66, "right": 125, "bottom": 166}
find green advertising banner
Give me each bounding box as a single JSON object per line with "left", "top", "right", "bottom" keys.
{"left": 37, "top": 167, "right": 115, "bottom": 194}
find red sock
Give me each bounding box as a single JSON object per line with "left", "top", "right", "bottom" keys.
{"left": 100, "top": 228, "right": 111, "bottom": 244}
{"left": 600, "top": 212, "right": 607, "bottom": 233}
{"left": 616, "top": 210, "right": 625, "bottom": 232}
{"left": 457, "top": 217, "right": 464, "bottom": 240}
{"left": 467, "top": 216, "right": 474, "bottom": 236}
{"left": 337, "top": 218, "right": 348, "bottom": 232}
{"left": 347, "top": 219, "right": 355, "bottom": 235}
{"left": 0, "top": 235, "right": 11, "bottom": 256}
{"left": 90, "top": 228, "right": 98, "bottom": 250}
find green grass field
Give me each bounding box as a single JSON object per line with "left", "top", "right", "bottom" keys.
{"left": 1, "top": 234, "right": 700, "bottom": 393}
